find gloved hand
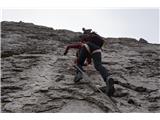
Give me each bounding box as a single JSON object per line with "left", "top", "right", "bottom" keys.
{"left": 63, "top": 51, "right": 67, "bottom": 55}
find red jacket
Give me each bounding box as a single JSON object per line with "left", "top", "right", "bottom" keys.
{"left": 64, "top": 42, "right": 91, "bottom": 65}
{"left": 64, "top": 42, "right": 83, "bottom": 54}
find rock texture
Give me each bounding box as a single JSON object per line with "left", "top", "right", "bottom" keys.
{"left": 1, "top": 21, "right": 160, "bottom": 113}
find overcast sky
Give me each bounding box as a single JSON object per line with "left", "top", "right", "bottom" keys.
{"left": 2, "top": 9, "right": 159, "bottom": 43}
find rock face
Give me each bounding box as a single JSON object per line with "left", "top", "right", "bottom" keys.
{"left": 1, "top": 21, "right": 160, "bottom": 113}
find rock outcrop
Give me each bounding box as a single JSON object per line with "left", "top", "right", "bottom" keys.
{"left": 1, "top": 21, "right": 160, "bottom": 113}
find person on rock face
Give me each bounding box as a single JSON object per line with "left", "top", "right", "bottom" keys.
{"left": 63, "top": 29, "right": 92, "bottom": 66}
{"left": 64, "top": 28, "right": 115, "bottom": 96}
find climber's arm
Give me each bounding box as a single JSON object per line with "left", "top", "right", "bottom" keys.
{"left": 64, "top": 42, "right": 83, "bottom": 55}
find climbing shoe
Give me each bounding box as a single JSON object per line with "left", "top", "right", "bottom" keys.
{"left": 74, "top": 72, "right": 83, "bottom": 83}
{"left": 106, "top": 78, "right": 115, "bottom": 97}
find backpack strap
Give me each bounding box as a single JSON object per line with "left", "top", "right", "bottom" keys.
{"left": 83, "top": 44, "right": 101, "bottom": 55}
{"left": 83, "top": 44, "right": 91, "bottom": 54}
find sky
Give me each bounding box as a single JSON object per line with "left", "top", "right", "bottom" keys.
{"left": 2, "top": 9, "right": 159, "bottom": 43}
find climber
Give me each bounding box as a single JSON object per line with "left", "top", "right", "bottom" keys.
{"left": 63, "top": 28, "right": 92, "bottom": 66}
{"left": 74, "top": 28, "right": 115, "bottom": 97}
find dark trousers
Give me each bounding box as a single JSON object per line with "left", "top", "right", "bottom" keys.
{"left": 77, "top": 42, "right": 110, "bottom": 82}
